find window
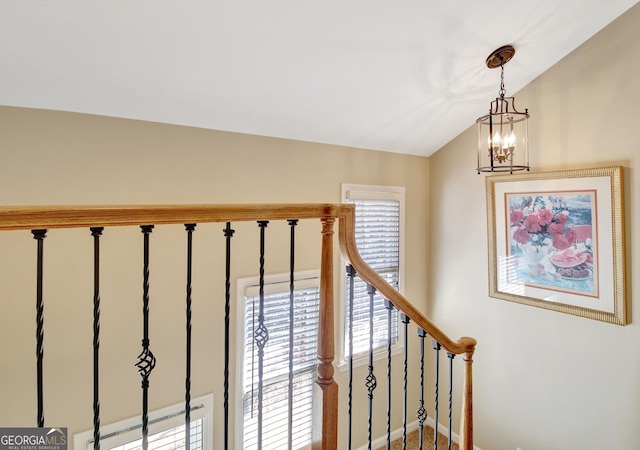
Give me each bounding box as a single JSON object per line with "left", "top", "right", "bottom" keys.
{"left": 73, "top": 394, "right": 213, "bottom": 450}
{"left": 237, "top": 271, "right": 320, "bottom": 450}
{"left": 341, "top": 184, "right": 405, "bottom": 364}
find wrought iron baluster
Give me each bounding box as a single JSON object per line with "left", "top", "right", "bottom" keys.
{"left": 287, "top": 219, "right": 298, "bottom": 450}
{"left": 223, "top": 222, "right": 235, "bottom": 450}
{"left": 184, "top": 224, "right": 196, "bottom": 450}
{"left": 136, "top": 225, "right": 156, "bottom": 450}
{"left": 365, "top": 284, "right": 378, "bottom": 450}
{"left": 447, "top": 352, "right": 455, "bottom": 450}
{"left": 416, "top": 328, "right": 427, "bottom": 450}
{"left": 90, "top": 227, "right": 104, "bottom": 450}
{"left": 32, "top": 229, "right": 47, "bottom": 428}
{"left": 255, "top": 221, "right": 270, "bottom": 450}
{"left": 432, "top": 341, "right": 441, "bottom": 450}
{"left": 401, "top": 313, "right": 410, "bottom": 450}
{"left": 385, "top": 299, "right": 394, "bottom": 450}
{"left": 346, "top": 264, "right": 356, "bottom": 450}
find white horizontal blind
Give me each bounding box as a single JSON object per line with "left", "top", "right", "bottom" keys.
{"left": 107, "top": 419, "right": 203, "bottom": 450}
{"left": 345, "top": 198, "right": 400, "bottom": 358}
{"left": 242, "top": 281, "right": 320, "bottom": 450}
{"left": 74, "top": 395, "right": 213, "bottom": 450}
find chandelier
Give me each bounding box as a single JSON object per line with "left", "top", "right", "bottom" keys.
{"left": 476, "top": 45, "right": 530, "bottom": 174}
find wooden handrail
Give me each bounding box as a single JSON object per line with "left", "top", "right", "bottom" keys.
{"left": 0, "top": 203, "right": 475, "bottom": 348}
{"left": 0, "top": 204, "right": 343, "bottom": 230}
{"left": 0, "top": 202, "right": 477, "bottom": 353}
{"left": 337, "top": 204, "right": 477, "bottom": 356}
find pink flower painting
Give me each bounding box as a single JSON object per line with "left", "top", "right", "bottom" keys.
{"left": 506, "top": 193, "right": 595, "bottom": 290}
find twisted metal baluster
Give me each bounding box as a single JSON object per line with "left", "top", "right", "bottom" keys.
{"left": 447, "top": 352, "right": 456, "bottom": 450}
{"left": 184, "top": 224, "right": 196, "bottom": 450}
{"left": 90, "top": 227, "right": 104, "bottom": 449}
{"left": 365, "top": 284, "right": 378, "bottom": 450}
{"left": 401, "top": 313, "right": 410, "bottom": 450}
{"left": 255, "top": 221, "right": 270, "bottom": 450}
{"left": 223, "top": 222, "right": 235, "bottom": 450}
{"left": 346, "top": 265, "right": 356, "bottom": 450}
{"left": 432, "top": 341, "right": 442, "bottom": 450}
{"left": 136, "top": 225, "right": 156, "bottom": 450}
{"left": 32, "top": 229, "right": 47, "bottom": 428}
{"left": 287, "top": 219, "right": 298, "bottom": 450}
{"left": 416, "top": 328, "right": 427, "bottom": 450}
{"left": 385, "top": 300, "right": 394, "bottom": 450}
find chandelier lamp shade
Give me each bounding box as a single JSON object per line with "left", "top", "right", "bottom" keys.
{"left": 476, "top": 45, "right": 530, "bottom": 174}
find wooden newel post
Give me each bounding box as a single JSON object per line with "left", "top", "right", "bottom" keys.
{"left": 459, "top": 349, "right": 474, "bottom": 450}
{"left": 312, "top": 217, "right": 338, "bottom": 450}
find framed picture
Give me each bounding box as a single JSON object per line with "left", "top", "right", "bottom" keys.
{"left": 486, "top": 166, "right": 627, "bottom": 325}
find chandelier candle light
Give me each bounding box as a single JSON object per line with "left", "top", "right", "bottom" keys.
{"left": 476, "top": 45, "right": 530, "bottom": 174}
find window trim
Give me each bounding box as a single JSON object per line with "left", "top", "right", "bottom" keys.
{"left": 235, "top": 269, "right": 320, "bottom": 450}
{"left": 73, "top": 393, "right": 213, "bottom": 450}
{"left": 338, "top": 184, "right": 406, "bottom": 370}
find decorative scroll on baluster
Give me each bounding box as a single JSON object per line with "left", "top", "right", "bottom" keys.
{"left": 255, "top": 221, "right": 270, "bottom": 450}
{"left": 184, "top": 224, "right": 196, "bottom": 450}
{"left": 401, "top": 313, "right": 410, "bottom": 450}
{"left": 223, "top": 222, "right": 234, "bottom": 450}
{"left": 416, "top": 328, "right": 427, "bottom": 450}
{"left": 90, "top": 227, "right": 104, "bottom": 450}
{"left": 287, "top": 219, "right": 298, "bottom": 450}
{"left": 135, "top": 225, "right": 156, "bottom": 450}
{"left": 447, "top": 352, "right": 455, "bottom": 450}
{"left": 385, "top": 300, "right": 394, "bottom": 450}
{"left": 31, "top": 229, "right": 47, "bottom": 428}
{"left": 432, "top": 341, "right": 442, "bottom": 449}
{"left": 365, "top": 284, "right": 377, "bottom": 450}
{"left": 346, "top": 265, "right": 356, "bottom": 450}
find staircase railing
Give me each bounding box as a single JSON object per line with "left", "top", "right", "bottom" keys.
{"left": 338, "top": 203, "right": 476, "bottom": 450}
{"left": 0, "top": 203, "right": 475, "bottom": 450}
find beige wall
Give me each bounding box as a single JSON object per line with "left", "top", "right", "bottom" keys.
{"left": 0, "top": 107, "right": 430, "bottom": 448}
{"left": 429, "top": 4, "right": 640, "bottom": 450}
{"left": 6, "top": 4, "right": 639, "bottom": 449}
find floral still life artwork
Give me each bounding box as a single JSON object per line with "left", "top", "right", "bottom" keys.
{"left": 507, "top": 192, "right": 597, "bottom": 297}
{"left": 486, "top": 166, "right": 626, "bottom": 325}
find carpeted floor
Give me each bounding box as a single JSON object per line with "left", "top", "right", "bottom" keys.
{"left": 376, "top": 425, "right": 459, "bottom": 450}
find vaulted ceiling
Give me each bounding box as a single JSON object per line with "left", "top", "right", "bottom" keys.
{"left": 1, "top": 1, "right": 638, "bottom": 156}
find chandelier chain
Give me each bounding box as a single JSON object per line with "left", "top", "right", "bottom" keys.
{"left": 499, "top": 60, "right": 506, "bottom": 99}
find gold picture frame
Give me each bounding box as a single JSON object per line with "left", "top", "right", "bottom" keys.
{"left": 486, "top": 166, "right": 627, "bottom": 325}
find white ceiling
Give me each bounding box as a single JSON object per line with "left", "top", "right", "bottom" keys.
{"left": 1, "top": 1, "right": 638, "bottom": 156}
